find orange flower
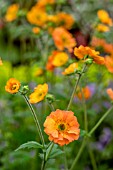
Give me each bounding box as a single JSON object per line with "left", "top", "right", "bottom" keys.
{"left": 105, "top": 56, "right": 113, "bottom": 73}
{"left": 5, "top": 4, "right": 19, "bottom": 22}
{"left": 96, "top": 24, "right": 110, "bottom": 32}
{"left": 74, "top": 45, "right": 105, "bottom": 65}
{"left": 37, "top": 0, "right": 55, "bottom": 9}
{"left": 32, "top": 27, "right": 41, "bottom": 34}
{"left": 52, "top": 52, "right": 68, "bottom": 66}
{"left": 62, "top": 62, "right": 78, "bottom": 75}
{"left": 44, "top": 109, "right": 80, "bottom": 146}
{"left": 29, "top": 83, "right": 48, "bottom": 104}
{"left": 91, "top": 37, "right": 113, "bottom": 55}
{"left": 5, "top": 78, "right": 21, "bottom": 94}
{"left": 27, "top": 6, "right": 48, "bottom": 27}
{"left": 107, "top": 88, "right": 113, "bottom": 100}
{"left": 34, "top": 68, "right": 44, "bottom": 76}
{"left": 46, "top": 51, "right": 68, "bottom": 71}
{"left": 77, "top": 86, "right": 91, "bottom": 100}
{"left": 56, "top": 12, "right": 75, "bottom": 30}
{"left": 0, "top": 58, "right": 3, "bottom": 65}
{"left": 97, "top": 10, "right": 113, "bottom": 26}
{"left": 52, "top": 27, "right": 76, "bottom": 52}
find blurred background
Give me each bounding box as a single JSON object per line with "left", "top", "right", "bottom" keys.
{"left": 0, "top": 0, "right": 113, "bottom": 170}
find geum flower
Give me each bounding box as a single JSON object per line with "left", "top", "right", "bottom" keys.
{"left": 56, "top": 12, "right": 75, "bottom": 30}
{"left": 97, "top": 10, "right": 113, "bottom": 26}
{"left": 76, "top": 86, "right": 92, "bottom": 100}
{"left": 44, "top": 109, "right": 80, "bottom": 146}
{"left": 62, "top": 62, "right": 78, "bottom": 75}
{"left": 96, "top": 24, "right": 110, "bottom": 32}
{"left": 46, "top": 51, "right": 68, "bottom": 71}
{"left": 5, "top": 3, "right": 19, "bottom": 22}
{"left": 52, "top": 27, "right": 76, "bottom": 52}
{"left": 5, "top": 78, "right": 21, "bottom": 94}
{"left": 105, "top": 56, "right": 113, "bottom": 73}
{"left": 29, "top": 83, "right": 48, "bottom": 104}
{"left": 74, "top": 45, "right": 105, "bottom": 65}
{"left": 106, "top": 88, "right": 113, "bottom": 100}
{"left": 27, "top": 6, "right": 48, "bottom": 27}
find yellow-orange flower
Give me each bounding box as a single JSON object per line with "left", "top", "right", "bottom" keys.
{"left": 96, "top": 24, "right": 110, "bottom": 32}
{"left": 91, "top": 37, "right": 113, "bottom": 55}
{"left": 107, "top": 88, "right": 113, "bottom": 100}
{"left": 32, "top": 27, "right": 41, "bottom": 34}
{"left": 105, "top": 56, "right": 113, "bottom": 73}
{"left": 56, "top": 12, "right": 75, "bottom": 30}
{"left": 5, "top": 78, "right": 21, "bottom": 94}
{"left": 77, "top": 86, "right": 91, "bottom": 100}
{"left": 52, "top": 52, "right": 68, "bottom": 66}
{"left": 97, "top": 10, "right": 113, "bottom": 26}
{"left": 0, "top": 58, "right": 3, "bottom": 65}
{"left": 74, "top": 45, "right": 105, "bottom": 65}
{"left": 34, "top": 68, "right": 44, "bottom": 76}
{"left": 52, "top": 27, "right": 76, "bottom": 52}
{"left": 44, "top": 109, "right": 80, "bottom": 146}
{"left": 37, "top": 0, "right": 55, "bottom": 8}
{"left": 62, "top": 62, "right": 78, "bottom": 75}
{"left": 5, "top": 3, "right": 19, "bottom": 22}
{"left": 46, "top": 51, "right": 68, "bottom": 71}
{"left": 29, "top": 83, "right": 48, "bottom": 104}
{"left": 27, "top": 6, "right": 48, "bottom": 27}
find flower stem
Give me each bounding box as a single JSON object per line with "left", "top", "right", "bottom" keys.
{"left": 67, "top": 64, "right": 87, "bottom": 111}
{"left": 88, "top": 145, "right": 97, "bottom": 170}
{"left": 69, "top": 137, "right": 86, "bottom": 170}
{"left": 63, "top": 146, "right": 69, "bottom": 170}
{"left": 23, "top": 95, "right": 45, "bottom": 147}
{"left": 88, "top": 105, "right": 113, "bottom": 136}
{"left": 70, "top": 105, "right": 113, "bottom": 170}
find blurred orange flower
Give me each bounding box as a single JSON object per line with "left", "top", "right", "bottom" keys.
{"left": 32, "top": 27, "right": 41, "bottom": 34}
{"left": 105, "top": 56, "right": 113, "bottom": 73}
{"left": 5, "top": 78, "right": 21, "bottom": 94}
{"left": 97, "top": 10, "right": 113, "bottom": 26}
{"left": 52, "top": 27, "right": 76, "bottom": 52}
{"left": 74, "top": 45, "right": 105, "bottom": 65}
{"left": 0, "top": 58, "right": 3, "bottom": 65}
{"left": 34, "top": 68, "right": 44, "bottom": 76}
{"left": 27, "top": 6, "right": 48, "bottom": 27}
{"left": 56, "top": 12, "right": 75, "bottom": 30}
{"left": 91, "top": 37, "right": 113, "bottom": 55}
{"left": 96, "top": 24, "right": 110, "bottom": 32}
{"left": 5, "top": 3, "right": 19, "bottom": 22}
{"left": 77, "top": 86, "right": 91, "bottom": 100}
{"left": 37, "top": 0, "right": 55, "bottom": 9}
{"left": 107, "top": 88, "right": 113, "bottom": 100}
{"left": 29, "top": 83, "right": 48, "bottom": 104}
{"left": 46, "top": 51, "right": 68, "bottom": 71}
{"left": 44, "top": 109, "right": 80, "bottom": 146}
{"left": 62, "top": 62, "right": 78, "bottom": 75}
{"left": 52, "top": 52, "right": 68, "bottom": 66}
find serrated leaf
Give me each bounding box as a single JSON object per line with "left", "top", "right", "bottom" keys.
{"left": 15, "top": 141, "right": 43, "bottom": 151}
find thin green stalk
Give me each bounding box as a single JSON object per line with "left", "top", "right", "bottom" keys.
{"left": 80, "top": 87, "right": 88, "bottom": 132}
{"left": 70, "top": 105, "right": 113, "bottom": 170}
{"left": 62, "top": 146, "right": 68, "bottom": 170}
{"left": 45, "top": 142, "right": 54, "bottom": 161}
{"left": 23, "top": 95, "right": 45, "bottom": 147}
{"left": 67, "top": 64, "right": 87, "bottom": 111}
{"left": 88, "top": 105, "right": 113, "bottom": 136}
{"left": 69, "top": 137, "right": 86, "bottom": 170}
{"left": 88, "top": 146, "right": 97, "bottom": 170}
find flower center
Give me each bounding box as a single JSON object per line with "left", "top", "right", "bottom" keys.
{"left": 11, "top": 84, "right": 17, "bottom": 90}
{"left": 58, "top": 123, "right": 66, "bottom": 131}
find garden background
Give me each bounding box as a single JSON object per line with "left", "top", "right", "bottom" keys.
{"left": 0, "top": 0, "right": 113, "bottom": 170}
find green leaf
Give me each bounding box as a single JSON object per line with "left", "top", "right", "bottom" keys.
{"left": 15, "top": 141, "right": 43, "bottom": 151}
